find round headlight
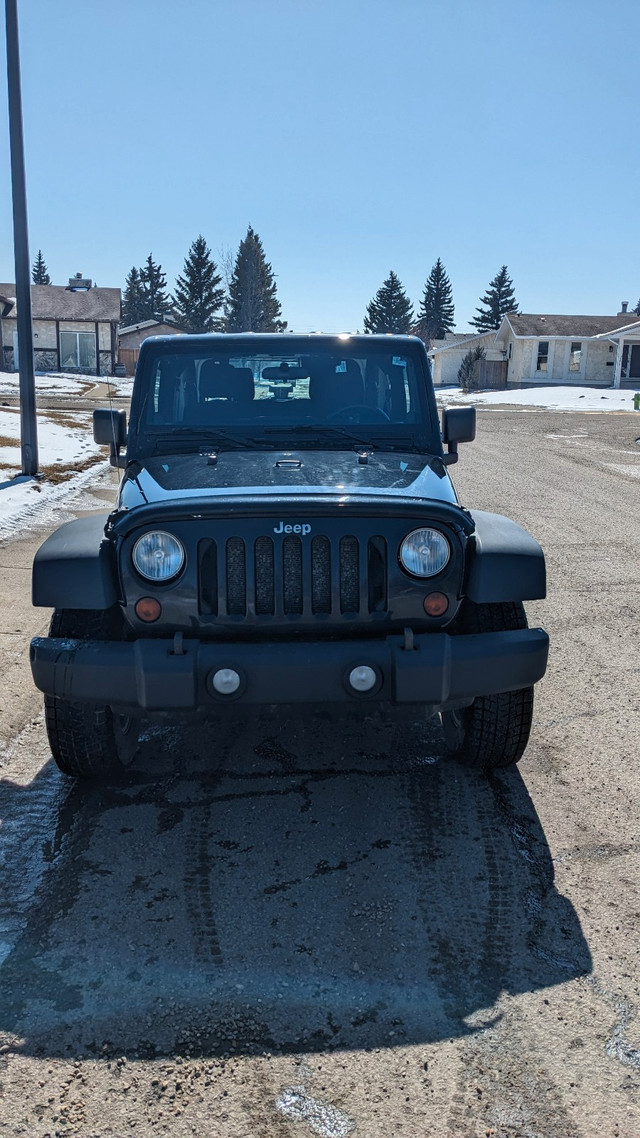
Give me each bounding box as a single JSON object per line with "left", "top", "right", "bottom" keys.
{"left": 133, "top": 531, "right": 185, "bottom": 582}
{"left": 400, "top": 527, "right": 450, "bottom": 577}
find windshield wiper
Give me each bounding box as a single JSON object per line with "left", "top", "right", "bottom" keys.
{"left": 261, "top": 425, "right": 421, "bottom": 451}
{"left": 151, "top": 430, "right": 269, "bottom": 453}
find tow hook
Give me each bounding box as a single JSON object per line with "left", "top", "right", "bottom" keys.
{"left": 170, "top": 631, "right": 185, "bottom": 656}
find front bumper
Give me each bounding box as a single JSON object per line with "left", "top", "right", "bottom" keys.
{"left": 30, "top": 628, "right": 549, "bottom": 711}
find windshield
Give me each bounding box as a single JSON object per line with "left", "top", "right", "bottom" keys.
{"left": 130, "top": 336, "right": 439, "bottom": 456}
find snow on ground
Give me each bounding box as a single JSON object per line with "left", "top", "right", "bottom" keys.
{"left": 0, "top": 369, "right": 94, "bottom": 398}
{"left": 0, "top": 405, "right": 108, "bottom": 538}
{"left": 0, "top": 369, "right": 133, "bottom": 399}
{"left": 436, "top": 385, "right": 640, "bottom": 412}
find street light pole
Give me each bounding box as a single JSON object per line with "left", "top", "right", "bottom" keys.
{"left": 5, "top": 0, "right": 38, "bottom": 475}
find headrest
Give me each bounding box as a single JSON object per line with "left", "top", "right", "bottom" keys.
{"left": 199, "top": 360, "right": 254, "bottom": 402}
{"left": 158, "top": 357, "right": 195, "bottom": 383}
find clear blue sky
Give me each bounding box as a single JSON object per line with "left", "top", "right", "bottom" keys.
{"left": 1, "top": 0, "right": 638, "bottom": 332}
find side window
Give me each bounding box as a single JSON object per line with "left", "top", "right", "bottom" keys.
{"left": 536, "top": 341, "right": 549, "bottom": 372}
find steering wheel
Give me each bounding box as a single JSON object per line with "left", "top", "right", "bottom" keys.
{"left": 326, "top": 405, "right": 390, "bottom": 424}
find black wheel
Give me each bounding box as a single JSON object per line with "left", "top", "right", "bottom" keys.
{"left": 44, "top": 608, "right": 140, "bottom": 780}
{"left": 441, "top": 601, "right": 534, "bottom": 772}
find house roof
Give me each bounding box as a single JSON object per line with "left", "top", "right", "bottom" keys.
{"left": 504, "top": 313, "right": 640, "bottom": 338}
{"left": 0, "top": 283, "right": 121, "bottom": 322}
{"left": 428, "top": 331, "right": 496, "bottom": 354}
{"left": 118, "top": 318, "right": 187, "bottom": 335}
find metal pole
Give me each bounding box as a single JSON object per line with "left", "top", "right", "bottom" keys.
{"left": 5, "top": 0, "right": 38, "bottom": 475}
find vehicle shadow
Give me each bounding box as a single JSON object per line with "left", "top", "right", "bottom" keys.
{"left": 0, "top": 709, "right": 591, "bottom": 1059}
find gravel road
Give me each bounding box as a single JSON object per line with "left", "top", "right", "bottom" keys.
{"left": 0, "top": 409, "right": 639, "bottom": 1136}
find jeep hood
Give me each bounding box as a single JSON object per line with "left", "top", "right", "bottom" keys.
{"left": 118, "top": 449, "right": 458, "bottom": 509}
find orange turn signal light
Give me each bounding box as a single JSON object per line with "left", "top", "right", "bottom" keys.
{"left": 423, "top": 592, "right": 449, "bottom": 617}
{"left": 135, "top": 597, "right": 162, "bottom": 623}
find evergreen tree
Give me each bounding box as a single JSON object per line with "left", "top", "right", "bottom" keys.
{"left": 32, "top": 249, "right": 51, "bottom": 285}
{"left": 139, "top": 253, "right": 172, "bottom": 321}
{"left": 458, "top": 344, "right": 487, "bottom": 392}
{"left": 471, "top": 265, "right": 519, "bottom": 331}
{"left": 121, "top": 266, "right": 147, "bottom": 325}
{"left": 633, "top": 298, "right": 640, "bottom": 317}
{"left": 415, "top": 258, "right": 455, "bottom": 343}
{"left": 363, "top": 270, "right": 414, "bottom": 334}
{"left": 172, "top": 235, "right": 225, "bottom": 333}
{"left": 225, "top": 227, "right": 286, "bottom": 332}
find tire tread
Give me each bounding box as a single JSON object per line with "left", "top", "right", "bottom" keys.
{"left": 442, "top": 601, "right": 535, "bottom": 772}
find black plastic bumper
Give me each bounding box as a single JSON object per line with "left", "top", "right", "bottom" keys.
{"left": 30, "top": 629, "right": 549, "bottom": 711}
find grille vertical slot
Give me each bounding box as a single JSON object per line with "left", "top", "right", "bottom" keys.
{"left": 339, "top": 535, "right": 360, "bottom": 613}
{"left": 368, "top": 536, "right": 387, "bottom": 612}
{"left": 226, "top": 537, "right": 246, "bottom": 615}
{"left": 282, "top": 535, "right": 303, "bottom": 614}
{"left": 255, "top": 537, "right": 275, "bottom": 615}
{"left": 311, "top": 536, "right": 331, "bottom": 614}
{"left": 198, "top": 538, "right": 218, "bottom": 614}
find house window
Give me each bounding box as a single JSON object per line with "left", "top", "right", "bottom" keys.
{"left": 59, "top": 330, "right": 96, "bottom": 370}
{"left": 536, "top": 341, "right": 549, "bottom": 372}
{"left": 569, "top": 342, "right": 582, "bottom": 371}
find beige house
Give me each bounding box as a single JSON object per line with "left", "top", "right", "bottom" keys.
{"left": 0, "top": 275, "right": 121, "bottom": 376}
{"left": 428, "top": 331, "right": 503, "bottom": 386}
{"left": 429, "top": 306, "right": 640, "bottom": 388}
{"left": 495, "top": 309, "right": 640, "bottom": 388}
{"left": 118, "top": 318, "right": 188, "bottom": 376}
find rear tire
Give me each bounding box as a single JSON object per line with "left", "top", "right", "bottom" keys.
{"left": 440, "top": 601, "right": 534, "bottom": 773}
{"left": 44, "top": 608, "right": 140, "bottom": 780}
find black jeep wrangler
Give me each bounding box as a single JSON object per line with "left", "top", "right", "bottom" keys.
{"left": 30, "top": 334, "right": 548, "bottom": 779}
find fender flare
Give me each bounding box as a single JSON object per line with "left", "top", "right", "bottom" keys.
{"left": 32, "top": 512, "right": 118, "bottom": 609}
{"left": 464, "top": 510, "right": 546, "bottom": 603}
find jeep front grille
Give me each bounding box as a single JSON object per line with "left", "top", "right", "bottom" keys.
{"left": 198, "top": 533, "right": 387, "bottom": 619}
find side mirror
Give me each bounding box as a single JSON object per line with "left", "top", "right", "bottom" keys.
{"left": 441, "top": 406, "right": 476, "bottom": 465}
{"left": 93, "top": 408, "right": 127, "bottom": 469}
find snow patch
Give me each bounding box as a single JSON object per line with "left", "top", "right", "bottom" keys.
{"left": 276, "top": 1085, "right": 355, "bottom": 1137}
{"left": 436, "top": 385, "right": 640, "bottom": 412}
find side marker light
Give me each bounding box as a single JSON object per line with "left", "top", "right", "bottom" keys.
{"left": 424, "top": 592, "right": 449, "bottom": 617}
{"left": 135, "top": 597, "right": 162, "bottom": 622}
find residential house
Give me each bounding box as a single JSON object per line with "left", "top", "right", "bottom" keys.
{"left": 118, "top": 318, "right": 188, "bottom": 376}
{"left": 495, "top": 307, "right": 640, "bottom": 388}
{"left": 0, "top": 275, "right": 121, "bottom": 376}
{"left": 428, "top": 305, "right": 640, "bottom": 388}
{"left": 428, "top": 331, "right": 504, "bottom": 386}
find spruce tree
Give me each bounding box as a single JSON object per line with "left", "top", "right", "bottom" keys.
{"left": 121, "top": 266, "right": 147, "bottom": 325}
{"left": 225, "top": 227, "right": 286, "bottom": 332}
{"left": 471, "top": 265, "right": 519, "bottom": 331}
{"left": 139, "top": 254, "right": 172, "bottom": 321}
{"left": 363, "top": 270, "right": 414, "bottom": 334}
{"left": 458, "top": 344, "right": 487, "bottom": 391}
{"left": 172, "top": 235, "right": 225, "bottom": 333}
{"left": 32, "top": 249, "right": 51, "bottom": 285}
{"left": 633, "top": 298, "right": 640, "bottom": 317}
{"left": 415, "top": 258, "right": 455, "bottom": 343}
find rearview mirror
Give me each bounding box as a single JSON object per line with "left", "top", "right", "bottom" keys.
{"left": 93, "top": 408, "right": 127, "bottom": 468}
{"left": 441, "top": 406, "right": 476, "bottom": 465}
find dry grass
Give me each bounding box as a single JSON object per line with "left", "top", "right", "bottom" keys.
{"left": 44, "top": 410, "right": 92, "bottom": 430}
{"left": 39, "top": 453, "right": 104, "bottom": 484}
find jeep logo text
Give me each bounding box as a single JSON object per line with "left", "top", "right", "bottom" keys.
{"left": 273, "top": 521, "right": 311, "bottom": 535}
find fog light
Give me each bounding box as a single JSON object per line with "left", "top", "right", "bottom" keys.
{"left": 212, "top": 668, "right": 241, "bottom": 695}
{"left": 348, "top": 665, "right": 377, "bottom": 692}
{"left": 423, "top": 592, "right": 449, "bottom": 617}
{"left": 135, "top": 597, "right": 162, "bottom": 622}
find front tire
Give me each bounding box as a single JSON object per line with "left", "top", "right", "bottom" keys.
{"left": 44, "top": 608, "right": 140, "bottom": 780}
{"left": 440, "top": 601, "right": 534, "bottom": 772}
